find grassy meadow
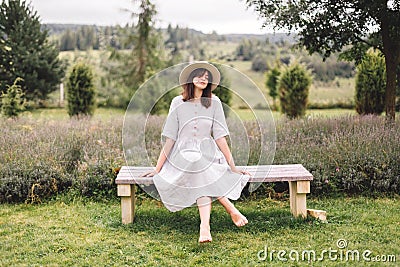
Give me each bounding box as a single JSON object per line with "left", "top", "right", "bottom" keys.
{"left": 1, "top": 196, "right": 399, "bottom": 266}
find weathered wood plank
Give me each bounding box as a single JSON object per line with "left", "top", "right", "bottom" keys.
{"left": 307, "top": 209, "right": 327, "bottom": 221}
{"left": 288, "top": 181, "right": 308, "bottom": 218}
{"left": 120, "top": 185, "right": 136, "bottom": 224}
{"left": 115, "top": 164, "right": 313, "bottom": 184}
{"left": 117, "top": 184, "right": 133, "bottom": 196}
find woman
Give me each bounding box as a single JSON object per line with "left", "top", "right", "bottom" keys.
{"left": 142, "top": 61, "right": 250, "bottom": 243}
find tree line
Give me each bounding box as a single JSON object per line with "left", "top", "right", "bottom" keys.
{"left": 48, "top": 24, "right": 226, "bottom": 52}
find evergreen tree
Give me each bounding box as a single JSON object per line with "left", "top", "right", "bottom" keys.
{"left": 265, "top": 63, "right": 281, "bottom": 110}
{"left": 1, "top": 77, "right": 26, "bottom": 118}
{"left": 66, "top": 62, "right": 96, "bottom": 117}
{"left": 278, "top": 62, "right": 312, "bottom": 118}
{"left": 0, "top": 0, "right": 64, "bottom": 104}
{"left": 60, "top": 29, "right": 76, "bottom": 51}
{"left": 355, "top": 49, "right": 386, "bottom": 115}
{"left": 107, "top": 0, "right": 165, "bottom": 108}
{"left": 213, "top": 64, "right": 232, "bottom": 117}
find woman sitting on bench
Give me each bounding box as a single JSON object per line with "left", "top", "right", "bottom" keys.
{"left": 141, "top": 61, "right": 251, "bottom": 243}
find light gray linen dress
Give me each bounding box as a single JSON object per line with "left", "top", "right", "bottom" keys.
{"left": 153, "top": 94, "right": 249, "bottom": 212}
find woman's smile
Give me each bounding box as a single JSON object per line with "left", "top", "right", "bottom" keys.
{"left": 193, "top": 73, "right": 209, "bottom": 89}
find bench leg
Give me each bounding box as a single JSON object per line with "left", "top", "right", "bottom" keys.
{"left": 289, "top": 181, "right": 310, "bottom": 218}
{"left": 117, "top": 184, "right": 136, "bottom": 224}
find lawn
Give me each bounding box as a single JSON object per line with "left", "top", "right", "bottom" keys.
{"left": 24, "top": 107, "right": 125, "bottom": 120}
{"left": 0, "top": 196, "right": 399, "bottom": 266}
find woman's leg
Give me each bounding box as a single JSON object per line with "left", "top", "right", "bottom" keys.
{"left": 218, "top": 197, "right": 248, "bottom": 227}
{"left": 197, "top": 196, "right": 212, "bottom": 243}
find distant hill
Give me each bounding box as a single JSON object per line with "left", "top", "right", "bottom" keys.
{"left": 43, "top": 23, "right": 296, "bottom": 44}
{"left": 223, "top": 33, "right": 296, "bottom": 43}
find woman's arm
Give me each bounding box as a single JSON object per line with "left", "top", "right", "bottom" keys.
{"left": 141, "top": 137, "right": 175, "bottom": 177}
{"left": 215, "top": 137, "right": 236, "bottom": 170}
{"left": 215, "top": 137, "right": 250, "bottom": 175}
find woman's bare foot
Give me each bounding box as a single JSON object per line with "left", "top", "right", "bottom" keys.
{"left": 230, "top": 211, "right": 248, "bottom": 227}
{"left": 199, "top": 224, "right": 212, "bottom": 243}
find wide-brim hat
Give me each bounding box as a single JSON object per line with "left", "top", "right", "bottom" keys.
{"left": 179, "top": 61, "right": 221, "bottom": 90}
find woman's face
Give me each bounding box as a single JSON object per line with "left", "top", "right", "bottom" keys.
{"left": 192, "top": 71, "right": 209, "bottom": 90}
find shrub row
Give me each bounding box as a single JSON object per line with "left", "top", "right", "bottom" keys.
{"left": 273, "top": 115, "right": 400, "bottom": 196}
{"left": 0, "top": 114, "right": 399, "bottom": 203}
{"left": 0, "top": 116, "right": 123, "bottom": 203}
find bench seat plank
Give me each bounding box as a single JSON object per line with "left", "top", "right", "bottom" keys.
{"left": 115, "top": 164, "right": 313, "bottom": 184}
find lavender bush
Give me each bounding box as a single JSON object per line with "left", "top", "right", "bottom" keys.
{"left": 274, "top": 115, "right": 400, "bottom": 196}
{"left": 0, "top": 116, "right": 124, "bottom": 203}
{"left": 0, "top": 114, "right": 398, "bottom": 203}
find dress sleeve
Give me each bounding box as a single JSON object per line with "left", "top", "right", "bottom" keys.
{"left": 162, "top": 97, "right": 179, "bottom": 141}
{"left": 212, "top": 97, "right": 230, "bottom": 140}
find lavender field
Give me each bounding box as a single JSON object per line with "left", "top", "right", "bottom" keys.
{"left": 1, "top": 110, "right": 399, "bottom": 203}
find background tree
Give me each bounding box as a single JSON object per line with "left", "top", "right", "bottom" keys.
{"left": 246, "top": 0, "right": 400, "bottom": 121}
{"left": 278, "top": 62, "right": 312, "bottom": 118}
{"left": 355, "top": 49, "right": 386, "bottom": 115}
{"left": 1, "top": 78, "right": 26, "bottom": 118}
{"left": 59, "top": 29, "right": 76, "bottom": 51}
{"left": 213, "top": 64, "right": 232, "bottom": 116}
{"left": 107, "top": 0, "right": 165, "bottom": 108}
{"left": 0, "top": 0, "right": 64, "bottom": 104}
{"left": 265, "top": 63, "right": 281, "bottom": 109}
{"left": 66, "top": 62, "right": 96, "bottom": 117}
{"left": 251, "top": 55, "right": 268, "bottom": 72}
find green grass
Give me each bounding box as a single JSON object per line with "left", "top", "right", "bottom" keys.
{"left": 0, "top": 196, "right": 399, "bottom": 266}
{"left": 206, "top": 41, "right": 238, "bottom": 58}
{"left": 233, "top": 108, "right": 356, "bottom": 121}
{"left": 22, "top": 107, "right": 125, "bottom": 120}
{"left": 22, "top": 106, "right": 356, "bottom": 123}
{"left": 310, "top": 78, "right": 355, "bottom": 103}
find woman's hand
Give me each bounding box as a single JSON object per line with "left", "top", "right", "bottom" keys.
{"left": 231, "top": 167, "right": 251, "bottom": 176}
{"left": 140, "top": 170, "right": 159, "bottom": 177}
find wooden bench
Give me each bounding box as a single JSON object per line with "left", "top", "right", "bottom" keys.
{"left": 115, "top": 164, "right": 322, "bottom": 224}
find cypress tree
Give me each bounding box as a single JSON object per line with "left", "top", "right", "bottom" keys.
{"left": 278, "top": 62, "right": 312, "bottom": 118}
{"left": 266, "top": 64, "right": 281, "bottom": 110}
{"left": 1, "top": 78, "right": 26, "bottom": 118}
{"left": 66, "top": 62, "right": 96, "bottom": 117}
{"left": 213, "top": 64, "right": 232, "bottom": 117}
{"left": 0, "top": 0, "right": 64, "bottom": 104}
{"left": 355, "top": 49, "right": 386, "bottom": 115}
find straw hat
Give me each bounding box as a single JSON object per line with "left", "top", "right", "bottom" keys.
{"left": 179, "top": 61, "right": 221, "bottom": 90}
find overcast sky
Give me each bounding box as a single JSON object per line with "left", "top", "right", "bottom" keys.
{"left": 29, "top": 0, "right": 273, "bottom": 34}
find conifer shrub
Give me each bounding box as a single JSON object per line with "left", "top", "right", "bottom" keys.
{"left": 355, "top": 49, "right": 386, "bottom": 115}
{"left": 66, "top": 62, "right": 96, "bottom": 117}
{"left": 278, "top": 62, "right": 312, "bottom": 118}
{"left": 265, "top": 65, "right": 281, "bottom": 110}
{"left": 1, "top": 78, "right": 26, "bottom": 118}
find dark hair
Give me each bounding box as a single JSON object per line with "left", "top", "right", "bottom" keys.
{"left": 181, "top": 68, "right": 213, "bottom": 108}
